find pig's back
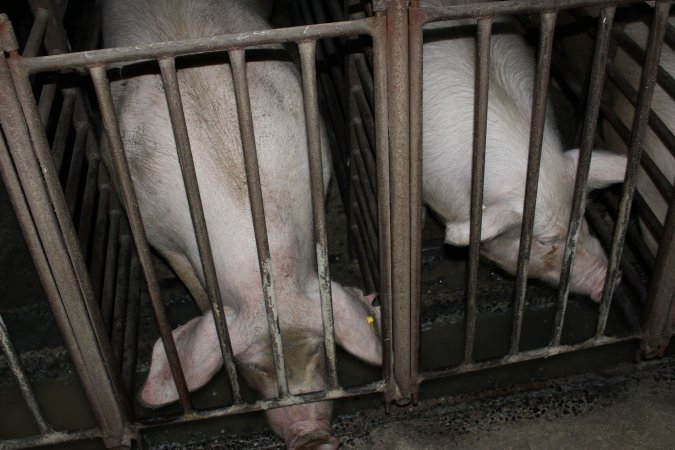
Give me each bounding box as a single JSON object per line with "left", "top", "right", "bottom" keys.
{"left": 102, "top": 0, "right": 316, "bottom": 297}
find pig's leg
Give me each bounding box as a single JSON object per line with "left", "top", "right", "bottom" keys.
{"left": 158, "top": 249, "right": 210, "bottom": 312}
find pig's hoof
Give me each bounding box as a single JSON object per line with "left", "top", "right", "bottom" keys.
{"left": 289, "top": 431, "right": 339, "bottom": 450}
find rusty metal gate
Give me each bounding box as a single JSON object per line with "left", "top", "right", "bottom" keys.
{"left": 0, "top": 0, "right": 673, "bottom": 448}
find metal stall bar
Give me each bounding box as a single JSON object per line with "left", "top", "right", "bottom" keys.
{"left": 387, "top": 0, "right": 414, "bottom": 405}
{"left": 408, "top": 1, "right": 423, "bottom": 397}
{"left": 371, "top": 11, "right": 395, "bottom": 404}
{"left": 0, "top": 308, "right": 51, "bottom": 434}
{"left": 89, "top": 65, "right": 193, "bottom": 411}
{"left": 158, "top": 56, "right": 242, "bottom": 403}
{"left": 0, "top": 56, "right": 130, "bottom": 450}
{"left": 510, "top": 11, "right": 557, "bottom": 354}
{"left": 228, "top": 48, "right": 289, "bottom": 398}
{"left": 111, "top": 233, "right": 132, "bottom": 360}
{"left": 468, "top": 17, "right": 493, "bottom": 362}
{"left": 298, "top": 40, "right": 339, "bottom": 389}
{"left": 122, "top": 256, "right": 141, "bottom": 389}
{"left": 552, "top": 7, "right": 616, "bottom": 346}
{"left": 642, "top": 187, "right": 675, "bottom": 357}
{"left": 23, "top": 7, "right": 49, "bottom": 57}
{"left": 597, "top": 1, "right": 671, "bottom": 336}
{"left": 101, "top": 204, "right": 121, "bottom": 331}
{"left": 64, "top": 122, "right": 89, "bottom": 216}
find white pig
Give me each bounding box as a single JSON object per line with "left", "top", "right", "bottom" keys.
{"left": 602, "top": 17, "right": 675, "bottom": 255}
{"left": 421, "top": 0, "right": 627, "bottom": 301}
{"left": 102, "top": 0, "right": 381, "bottom": 448}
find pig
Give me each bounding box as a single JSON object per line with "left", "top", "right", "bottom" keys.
{"left": 101, "top": 0, "right": 381, "bottom": 448}
{"left": 602, "top": 17, "right": 675, "bottom": 255}
{"left": 421, "top": 0, "right": 627, "bottom": 301}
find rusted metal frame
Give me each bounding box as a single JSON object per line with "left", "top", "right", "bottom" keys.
{"left": 23, "top": 7, "right": 50, "bottom": 57}
{"left": 157, "top": 56, "right": 242, "bottom": 404}
{"left": 408, "top": 5, "right": 426, "bottom": 403}
{"left": 371, "top": 13, "right": 395, "bottom": 404}
{"left": 89, "top": 179, "right": 111, "bottom": 301}
{"left": 64, "top": 122, "right": 89, "bottom": 216}
{"left": 122, "top": 256, "right": 141, "bottom": 389}
{"left": 89, "top": 64, "right": 193, "bottom": 411}
{"left": 111, "top": 233, "right": 132, "bottom": 360}
{"left": 228, "top": 48, "right": 289, "bottom": 398}
{"left": 642, "top": 185, "right": 675, "bottom": 357}
{"left": 139, "top": 379, "right": 386, "bottom": 428}
{"left": 50, "top": 88, "right": 75, "bottom": 170}
{"left": 421, "top": 333, "right": 639, "bottom": 381}
{"left": 101, "top": 206, "right": 122, "bottom": 331}
{"left": 0, "top": 428, "right": 101, "bottom": 450}
{"left": 510, "top": 12, "right": 558, "bottom": 354}
{"left": 22, "top": 19, "right": 374, "bottom": 74}
{"left": 613, "top": 26, "right": 675, "bottom": 100}
{"left": 387, "top": 0, "right": 414, "bottom": 405}
{"left": 0, "top": 53, "right": 132, "bottom": 447}
{"left": 553, "top": 7, "right": 616, "bottom": 346}
{"left": 298, "top": 40, "right": 340, "bottom": 389}
{"left": 423, "top": 0, "right": 641, "bottom": 23}
{"left": 597, "top": 1, "right": 671, "bottom": 337}
{"left": 0, "top": 313, "right": 52, "bottom": 434}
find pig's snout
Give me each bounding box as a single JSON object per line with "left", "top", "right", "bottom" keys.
{"left": 285, "top": 419, "right": 338, "bottom": 450}
{"left": 590, "top": 270, "right": 622, "bottom": 302}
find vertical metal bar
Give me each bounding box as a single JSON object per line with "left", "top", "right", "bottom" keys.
{"left": 0, "top": 312, "right": 52, "bottom": 433}
{"left": 51, "top": 89, "right": 75, "bottom": 170}
{"left": 64, "top": 122, "right": 89, "bottom": 216}
{"left": 298, "top": 40, "right": 339, "bottom": 389}
{"left": 0, "top": 51, "right": 130, "bottom": 446}
{"left": 510, "top": 11, "right": 557, "bottom": 354}
{"left": 552, "top": 7, "right": 615, "bottom": 346}
{"left": 89, "top": 180, "right": 111, "bottom": 300}
{"left": 387, "top": 0, "right": 412, "bottom": 405}
{"left": 23, "top": 7, "right": 49, "bottom": 57}
{"left": 408, "top": 5, "right": 428, "bottom": 402}
{"left": 228, "top": 48, "right": 289, "bottom": 398}
{"left": 158, "top": 57, "right": 242, "bottom": 403}
{"left": 642, "top": 187, "right": 675, "bottom": 357}
{"left": 38, "top": 83, "right": 57, "bottom": 126}
{"left": 598, "top": 1, "right": 671, "bottom": 337}
{"left": 101, "top": 207, "right": 121, "bottom": 331}
{"left": 77, "top": 151, "right": 101, "bottom": 254}
{"left": 122, "top": 256, "right": 141, "bottom": 390}
{"left": 112, "top": 233, "right": 132, "bottom": 360}
{"left": 372, "top": 14, "right": 394, "bottom": 402}
{"left": 465, "top": 16, "right": 493, "bottom": 362}
{"left": 89, "top": 64, "right": 193, "bottom": 410}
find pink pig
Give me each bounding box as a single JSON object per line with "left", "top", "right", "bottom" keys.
{"left": 421, "top": 1, "right": 627, "bottom": 301}
{"left": 102, "top": 0, "right": 381, "bottom": 448}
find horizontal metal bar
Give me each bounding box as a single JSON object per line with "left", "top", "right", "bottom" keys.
{"left": 421, "top": 0, "right": 643, "bottom": 24}
{"left": 22, "top": 19, "right": 375, "bottom": 74}
{"left": 158, "top": 56, "right": 241, "bottom": 404}
{"left": 422, "top": 334, "right": 640, "bottom": 382}
{"left": 138, "top": 380, "right": 385, "bottom": 428}
{"left": 0, "top": 428, "right": 101, "bottom": 450}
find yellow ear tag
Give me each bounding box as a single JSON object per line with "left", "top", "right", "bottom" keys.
{"left": 366, "top": 315, "right": 377, "bottom": 334}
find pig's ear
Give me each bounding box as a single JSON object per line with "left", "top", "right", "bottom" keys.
{"left": 444, "top": 202, "right": 522, "bottom": 245}
{"left": 566, "top": 149, "right": 627, "bottom": 190}
{"left": 140, "top": 310, "right": 234, "bottom": 407}
{"left": 330, "top": 284, "right": 382, "bottom": 366}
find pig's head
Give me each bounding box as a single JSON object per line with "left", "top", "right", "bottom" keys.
{"left": 140, "top": 285, "right": 381, "bottom": 449}
{"left": 446, "top": 149, "right": 627, "bottom": 301}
